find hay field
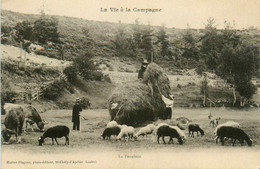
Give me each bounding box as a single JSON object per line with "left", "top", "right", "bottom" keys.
{"left": 1, "top": 108, "right": 260, "bottom": 169}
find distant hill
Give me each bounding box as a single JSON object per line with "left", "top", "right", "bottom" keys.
{"left": 2, "top": 10, "right": 260, "bottom": 71}
{"left": 1, "top": 10, "right": 259, "bottom": 110}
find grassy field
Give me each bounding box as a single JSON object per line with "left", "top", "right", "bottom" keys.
{"left": 2, "top": 107, "right": 260, "bottom": 151}
{"left": 1, "top": 108, "right": 260, "bottom": 169}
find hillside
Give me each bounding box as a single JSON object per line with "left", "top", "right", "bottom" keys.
{"left": 2, "top": 10, "right": 260, "bottom": 72}
{"left": 1, "top": 44, "right": 116, "bottom": 111}
{"left": 0, "top": 43, "right": 239, "bottom": 110}
{"left": 1, "top": 10, "right": 260, "bottom": 111}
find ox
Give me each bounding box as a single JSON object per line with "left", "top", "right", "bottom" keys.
{"left": 2, "top": 105, "right": 25, "bottom": 144}
{"left": 23, "top": 105, "right": 48, "bottom": 131}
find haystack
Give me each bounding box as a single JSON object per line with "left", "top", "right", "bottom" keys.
{"left": 108, "top": 63, "right": 171, "bottom": 126}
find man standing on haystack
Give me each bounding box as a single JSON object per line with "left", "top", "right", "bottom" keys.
{"left": 138, "top": 59, "right": 149, "bottom": 79}
{"left": 72, "top": 98, "right": 82, "bottom": 131}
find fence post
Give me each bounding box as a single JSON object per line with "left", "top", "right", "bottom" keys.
{"left": 37, "top": 91, "right": 39, "bottom": 100}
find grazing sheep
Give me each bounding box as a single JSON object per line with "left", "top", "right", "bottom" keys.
{"left": 216, "top": 126, "right": 252, "bottom": 146}
{"left": 116, "top": 126, "right": 135, "bottom": 141}
{"left": 169, "top": 125, "right": 186, "bottom": 141}
{"left": 210, "top": 117, "right": 221, "bottom": 127}
{"left": 157, "top": 125, "right": 183, "bottom": 145}
{"left": 188, "top": 123, "right": 204, "bottom": 137}
{"left": 153, "top": 123, "right": 169, "bottom": 135}
{"left": 117, "top": 124, "right": 128, "bottom": 129}
{"left": 153, "top": 123, "right": 169, "bottom": 142}
{"left": 106, "top": 121, "right": 118, "bottom": 128}
{"left": 177, "top": 122, "right": 187, "bottom": 130}
{"left": 101, "top": 126, "right": 121, "bottom": 140}
{"left": 214, "top": 121, "right": 240, "bottom": 143}
{"left": 134, "top": 124, "right": 156, "bottom": 139}
{"left": 38, "top": 125, "right": 70, "bottom": 146}
{"left": 214, "top": 121, "right": 240, "bottom": 135}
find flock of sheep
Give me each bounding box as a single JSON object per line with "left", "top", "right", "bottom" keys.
{"left": 101, "top": 117, "right": 253, "bottom": 147}
{"left": 1, "top": 103, "right": 253, "bottom": 147}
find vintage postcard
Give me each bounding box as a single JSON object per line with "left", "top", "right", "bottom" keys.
{"left": 1, "top": 0, "right": 260, "bottom": 169}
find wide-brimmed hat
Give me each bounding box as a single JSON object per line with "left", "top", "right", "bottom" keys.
{"left": 142, "top": 59, "right": 149, "bottom": 64}
{"left": 76, "top": 98, "right": 80, "bottom": 102}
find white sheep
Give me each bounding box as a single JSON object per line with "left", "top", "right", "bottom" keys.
{"left": 134, "top": 124, "right": 156, "bottom": 138}
{"left": 116, "top": 126, "right": 135, "bottom": 141}
{"left": 169, "top": 125, "right": 186, "bottom": 141}
{"left": 117, "top": 124, "right": 128, "bottom": 129}
{"left": 106, "top": 121, "right": 118, "bottom": 128}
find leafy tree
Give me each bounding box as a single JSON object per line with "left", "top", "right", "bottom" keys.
{"left": 14, "top": 17, "right": 59, "bottom": 44}
{"left": 200, "top": 18, "right": 222, "bottom": 70}
{"left": 112, "top": 21, "right": 132, "bottom": 57}
{"left": 14, "top": 21, "right": 33, "bottom": 42}
{"left": 32, "top": 17, "right": 59, "bottom": 44}
{"left": 132, "top": 19, "right": 142, "bottom": 49}
{"left": 179, "top": 27, "right": 200, "bottom": 62}
{"left": 156, "top": 25, "right": 170, "bottom": 57}
{"left": 236, "top": 79, "right": 257, "bottom": 106}
{"left": 201, "top": 19, "right": 259, "bottom": 106}
{"left": 140, "top": 24, "right": 154, "bottom": 61}
{"left": 73, "top": 52, "right": 97, "bottom": 80}
{"left": 63, "top": 65, "right": 78, "bottom": 84}
{"left": 219, "top": 43, "right": 259, "bottom": 105}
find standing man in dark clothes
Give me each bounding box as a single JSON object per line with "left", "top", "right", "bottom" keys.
{"left": 72, "top": 98, "right": 82, "bottom": 131}
{"left": 138, "top": 59, "right": 149, "bottom": 80}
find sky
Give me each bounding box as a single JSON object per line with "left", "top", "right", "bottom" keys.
{"left": 2, "top": 0, "right": 260, "bottom": 29}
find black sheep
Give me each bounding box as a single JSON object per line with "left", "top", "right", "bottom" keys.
{"left": 216, "top": 126, "right": 252, "bottom": 146}
{"left": 101, "top": 126, "right": 121, "bottom": 140}
{"left": 188, "top": 123, "right": 204, "bottom": 137}
{"left": 38, "top": 125, "right": 69, "bottom": 146}
{"left": 157, "top": 125, "right": 183, "bottom": 145}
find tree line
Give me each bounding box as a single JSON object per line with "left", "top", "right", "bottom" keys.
{"left": 2, "top": 16, "right": 259, "bottom": 106}
{"left": 112, "top": 18, "right": 259, "bottom": 106}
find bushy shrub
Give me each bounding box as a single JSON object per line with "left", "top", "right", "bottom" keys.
{"left": 14, "top": 17, "right": 59, "bottom": 44}
{"left": 1, "top": 78, "right": 17, "bottom": 103}
{"left": 1, "top": 25, "right": 12, "bottom": 34}
{"left": 195, "top": 64, "right": 206, "bottom": 76}
{"left": 1, "top": 90, "right": 17, "bottom": 103}
{"left": 32, "top": 18, "right": 59, "bottom": 44}
{"left": 103, "top": 74, "right": 112, "bottom": 83}
{"left": 14, "top": 21, "right": 33, "bottom": 42}
{"left": 63, "top": 65, "right": 77, "bottom": 83}
{"left": 78, "top": 97, "right": 91, "bottom": 109}
{"left": 89, "top": 71, "right": 103, "bottom": 81}
{"left": 42, "top": 79, "right": 69, "bottom": 100}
